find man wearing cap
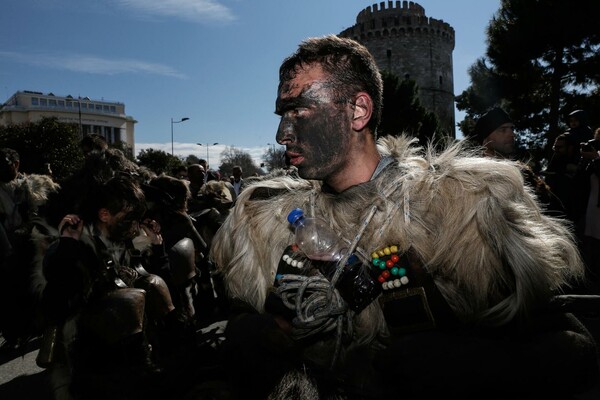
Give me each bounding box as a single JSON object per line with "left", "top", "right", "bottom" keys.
{"left": 472, "top": 108, "right": 564, "bottom": 216}
{"left": 471, "top": 107, "right": 516, "bottom": 158}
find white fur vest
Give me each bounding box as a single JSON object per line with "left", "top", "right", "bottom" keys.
{"left": 211, "top": 135, "right": 584, "bottom": 341}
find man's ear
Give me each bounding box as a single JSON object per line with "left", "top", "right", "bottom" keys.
{"left": 98, "top": 208, "right": 111, "bottom": 223}
{"left": 351, "top": 92, "right": 373, "bottom": 131}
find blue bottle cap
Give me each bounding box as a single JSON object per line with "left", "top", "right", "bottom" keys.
{"left": 287, "top": 208, "right": 305, "bottom": 225}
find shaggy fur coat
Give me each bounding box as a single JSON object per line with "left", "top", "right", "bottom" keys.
{"left": 211, "top": 136, "right": 584, "bottom": 341}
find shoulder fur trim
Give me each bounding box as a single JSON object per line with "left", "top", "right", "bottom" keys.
{"left": 212, "top": 134, "right": 585, "bottom": 330}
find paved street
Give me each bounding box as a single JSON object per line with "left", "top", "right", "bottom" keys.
{"left": 0, "top": 337, "right": 51, "bottom": 399}
{"left": 1, "top": 317, "right": 600, "bottom": 399}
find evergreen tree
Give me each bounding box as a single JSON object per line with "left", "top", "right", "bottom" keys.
{"left": 0, "top": 117, "right": 82, "bottom": 181}
{"left": 136, "top": 148, "right": 183, "bottom": 176}
{"left": 378, "top": 71, "right": 442, "bottom": 146}
{"left": 457, "top": 0, "right": 600, "bottom": 158}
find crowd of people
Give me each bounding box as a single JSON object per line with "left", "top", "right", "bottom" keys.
{"left": 0, "top": 34, "right": 599, "bottom": 399}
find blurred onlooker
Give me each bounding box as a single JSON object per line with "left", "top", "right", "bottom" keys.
{"left": 231, "top": 165, "right": 245, "bottom": 197}
{"left": 471, "top": 108, "right": 563, "bottom": 216}
{"left": 188, "top": 164, "right": 206, "bottom": 212}
{"left": 145, "top": 174, "right": 208, "bottom": 324}
{"left": 80, "top": 133, "right": 108, "bottom": 156}
{"left": 543, "top": 133, "right": 588, "bottom": 225}
{"left": 173, "top": 165, "right": 188, "bottom": 180}
{"left": 198, "top": 159, "right": 208, "bottom": 171}
{"left": 0, "top": 148, "right": 59, "bottom": 253}
{"left": 472, "top": 107, "right": 516, "bottom": 158}
{"left": 563, "top": 110, "right": 594, "bottom": 169}
{"left": 0, "top": 147, "right": 60, "bottom": 347}
{"left": 187, "top": 164, "right": 205, "bottom": 199}
{"left": 198, "top": 159, "right": 209, "bottom": 182}
{"left": 578, "top": 128, "right": 600, "bottom": 291}
{"left": 205, "top": 169, "right": 220, "bottom": 182}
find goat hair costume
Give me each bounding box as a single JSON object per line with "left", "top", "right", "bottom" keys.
{"left": 211, "top": 135, "right": 584, "bottom": 346}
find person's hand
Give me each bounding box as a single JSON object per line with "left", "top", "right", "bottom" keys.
{"left": 580, "top": 148, "right": 599, "bottom": 161}
{"left": 58, "top": 214, "right": 83, "bottom": 240}
{"left": 140, "top": 218, "right": 162, "bottom": 245}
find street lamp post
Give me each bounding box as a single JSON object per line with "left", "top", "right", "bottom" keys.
{"left": 76, "top": 97, "right": 83, "bottom": 138}
{"left": 67, "top": 96, "right": 83, "bottom": 138}
{"left": 197, "top": 142, "right": 219, "bottom": 168}
{"left": 171, "top": 117, "right": 190, "bottom": 155}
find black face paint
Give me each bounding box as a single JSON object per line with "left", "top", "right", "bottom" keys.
{"left": 276, "top": 80, "right": 353, "bottom": 181}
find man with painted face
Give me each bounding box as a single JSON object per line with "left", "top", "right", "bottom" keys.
{"left": 211, "top": 35, "right": 598, "bottom": 399}
{"left": 41, "top": 175, "right": 184, "bottom": 399}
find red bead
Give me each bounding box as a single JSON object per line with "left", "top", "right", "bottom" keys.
{"left": 378, "top": 275, "right": 386, "bottom": 283}
{"left": 381, "top": 270, "right": 391, "bottom": 279}
{"left": 386, "top": 260, "right": 394, "bottom": 268}
{"left": 391, "top": 254, "right": 400, "bottom": 263}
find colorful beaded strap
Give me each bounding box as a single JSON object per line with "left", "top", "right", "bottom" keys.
{"left": 370, "top": 245, "right": 411, "bottom": 290}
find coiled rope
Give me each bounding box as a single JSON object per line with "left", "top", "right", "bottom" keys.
{"left": 275, "top": 162, "right": 403, "bottom": 368}
{"left": 274, "top": 204, "right": 379, "bottom": 368}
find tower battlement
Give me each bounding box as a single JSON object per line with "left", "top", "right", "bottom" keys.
{"left": 359, "top": 0, "right": 425, "bottom": 19}
{"left": 341, "top": 1, "right": 455, "bottom": 45}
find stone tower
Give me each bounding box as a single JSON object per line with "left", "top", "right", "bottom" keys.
{"left": 339, "top": 1, "right": 456, "bottom": 137}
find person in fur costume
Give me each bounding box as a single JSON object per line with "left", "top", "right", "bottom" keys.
{"left": 0, "top": 147, "right": 60, "bottom": 349}
{"left": 210, "top": 35, "right": 599, "bottom": 399}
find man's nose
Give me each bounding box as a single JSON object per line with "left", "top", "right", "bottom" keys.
{"left": 276, "top": 118, "right": 295, "bottom": 145}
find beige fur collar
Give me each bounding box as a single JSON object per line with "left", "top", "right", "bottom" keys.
{"left": 212, "top": 135, "right": 584, "bottom": 330}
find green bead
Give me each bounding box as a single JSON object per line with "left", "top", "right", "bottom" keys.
{"left": 399, "top": 267, "right": 407, "bottom": 276}
{"left": 391, "top": 267, "right": 399, "bottom": 275}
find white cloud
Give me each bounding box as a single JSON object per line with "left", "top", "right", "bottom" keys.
{"left": 0, "top": 51, "right": 186, "bottom": 78}
{"left": 115, "top": 0, "right": 236, "bottom": 23}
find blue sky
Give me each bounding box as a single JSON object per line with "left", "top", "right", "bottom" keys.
{"left": 1, "top": 0, "right": 500, "bottom": 169}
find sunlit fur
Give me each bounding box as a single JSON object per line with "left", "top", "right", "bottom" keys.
{"left": 211, "top": 134, "right": 584, "bottom": 343}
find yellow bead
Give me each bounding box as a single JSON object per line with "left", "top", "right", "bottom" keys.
{"left": 378, "top": 249, "right": 385, "bottom": 257}
{"left": 390, "top": 245, "right": 398, "bottom": 253}
{"left": 371, "top": 252, "right": 379, "bottom": 259}
{"left": 383, "top": 247, "right": 391, "bottom": 255}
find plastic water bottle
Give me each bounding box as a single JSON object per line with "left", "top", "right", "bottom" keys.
{"left": 287, "top": 208, "right": 345, "bottom": 262}
{"left": 287, "top": 207, "right": 382, "bottom": 313}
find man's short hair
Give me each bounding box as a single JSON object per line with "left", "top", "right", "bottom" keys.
{"left": 279, "top": 34, "right": 383, "bottom": 135}
{"left": 0, "top": 148, "right": 19, "bottom": 164}
{"left": 82, "top": 175, "right": 146, "bottom": 222}
{"left": 0, "top": 148, "right": 19, "bottom": 182}
{"left": 149, "top": 175, "right": 190, "bottom": 210}
{"left": 81, "top": 133, "right": 108, "bottom": 153}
